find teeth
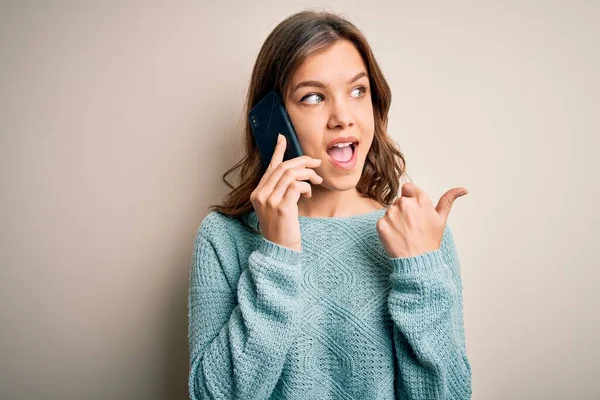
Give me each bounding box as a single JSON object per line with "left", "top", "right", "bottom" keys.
{"left": 332, "top": 142, "right": 353, "bottom": 148}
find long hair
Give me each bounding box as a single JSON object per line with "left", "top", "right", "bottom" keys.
{"left": 209, "top": 10, "right": 409, "bottom": 234}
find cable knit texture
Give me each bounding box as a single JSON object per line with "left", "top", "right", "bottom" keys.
{"left": 188, "top": 208, "right": 472, "bottom": 399}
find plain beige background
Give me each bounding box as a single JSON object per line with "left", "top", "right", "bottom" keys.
{"left": 1, "top": 1, "right": 598, "bottom": 399}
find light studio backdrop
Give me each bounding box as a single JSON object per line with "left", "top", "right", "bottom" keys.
{"left": 0, "top": 1, "right": 598, "bottom": 399}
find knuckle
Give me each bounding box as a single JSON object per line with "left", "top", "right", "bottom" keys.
{"left": 255, "top": 195, "right": 266, "bottom": 206}
{"left": 266, "top": 197, "right": 277, "bottom": 209}
{"left": 283, "top": 168, "right": 295, "bottom": 180}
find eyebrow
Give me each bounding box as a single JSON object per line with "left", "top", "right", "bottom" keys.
{"left": 291, "top": 71, "right": 369, "bottom": 94}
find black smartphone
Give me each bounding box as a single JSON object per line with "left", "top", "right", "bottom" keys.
{"left": 248, "top": 90, "right": 303, "bottom": 169}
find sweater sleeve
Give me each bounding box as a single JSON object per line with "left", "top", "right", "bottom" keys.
{"left": 387, "top": 224, "right": 472, "bottom": 399}
{"left": 188, "top": 214, "right": 304, "bottom": 400}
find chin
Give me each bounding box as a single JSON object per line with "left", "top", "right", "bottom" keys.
{"left": 320, "top": 170, "right": 363, "bottom": 191}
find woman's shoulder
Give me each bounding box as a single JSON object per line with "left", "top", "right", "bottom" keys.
{"left": 195, "top": 210, "right": 257, "bottom": 247}
{"left": 200, "top": 210, "right": 239, "bottom": 228}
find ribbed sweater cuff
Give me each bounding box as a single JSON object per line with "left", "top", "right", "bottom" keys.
{"left": 258, "top": 237, "right": 302, "bottom": 265}
{"left": 389, "top": 248, "right": 445, "bottom": 274}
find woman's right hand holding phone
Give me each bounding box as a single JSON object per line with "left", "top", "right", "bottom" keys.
{"left": 250, "top": 134, "right": 323, "bottom": 252}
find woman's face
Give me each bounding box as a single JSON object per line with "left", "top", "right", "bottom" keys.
{"left": 284, "top": 39, "right": 375, "bottom": 191}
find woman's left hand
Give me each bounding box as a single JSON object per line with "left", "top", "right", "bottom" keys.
{"left": 376, "top": 183, "right": 468, "bottom": 258}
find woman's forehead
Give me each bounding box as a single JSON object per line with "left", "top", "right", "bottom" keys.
{"left": 290, "top": 40, "right": 368, "bottom": 85}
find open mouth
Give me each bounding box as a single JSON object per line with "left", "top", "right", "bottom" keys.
{"left": 326, "top": 141, "right": 358, "bottom": 169}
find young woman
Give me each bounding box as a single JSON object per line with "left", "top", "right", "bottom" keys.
{"left": 188, "top": 10, "right": 471, "bottom": 400}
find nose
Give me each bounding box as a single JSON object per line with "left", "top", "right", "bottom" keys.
{"left": 327, "top": 96, "right": 354, "bottom": 130}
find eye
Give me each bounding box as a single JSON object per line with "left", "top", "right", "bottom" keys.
{"left": 300, "top": 93, "right": 324, "bottom": 105}
{"left": 351, "top": 86, "right": 368, "bottom": 98}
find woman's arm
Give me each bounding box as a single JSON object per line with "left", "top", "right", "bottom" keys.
{"left": 188, "top": 214, "right": 303, "bottom": 400}
{"left": 387, "top": 224, "right": 472, "bottom": 399}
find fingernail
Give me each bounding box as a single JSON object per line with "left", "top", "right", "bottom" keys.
{"left": 277, "top": 134, "right": 282, "bottom": 143}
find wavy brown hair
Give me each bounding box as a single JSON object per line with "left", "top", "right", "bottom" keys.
{"left": 210, "top": 10, "right": 409, "bottom": 233}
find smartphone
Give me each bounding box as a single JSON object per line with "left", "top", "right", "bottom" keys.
{"left": 248, "top": 90, "right": 303, "bottom": 169}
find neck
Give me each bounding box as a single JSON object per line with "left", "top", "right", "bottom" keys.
{"left": 297, "top": 185, "right": 381, "bottom": 218}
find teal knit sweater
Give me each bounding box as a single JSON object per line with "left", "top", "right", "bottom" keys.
{"left": 188, "top": 208, "right": 472, "bottom": 399}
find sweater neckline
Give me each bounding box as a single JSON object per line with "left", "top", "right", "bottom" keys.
{"left": 298, "top": 207, "right": 387, "bottom": 221}
{"left": 245, "top": 207, "right": 387, "bottom": 229}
